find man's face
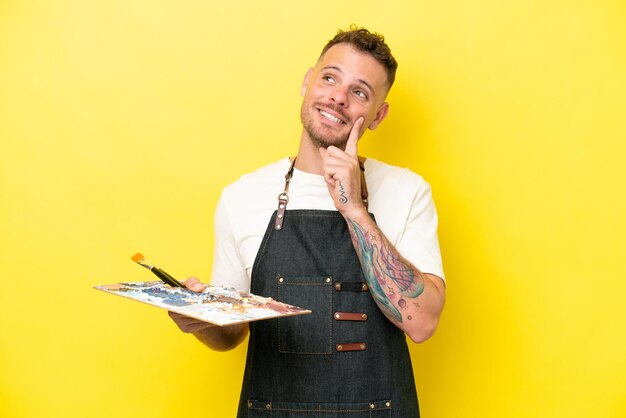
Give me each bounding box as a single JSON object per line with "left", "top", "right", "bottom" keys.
{"left": 300, "top": 43, "right": 390, "bottom": 150}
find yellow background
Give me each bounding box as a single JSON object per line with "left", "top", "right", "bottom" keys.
{"left": 1, "top": 1, "right": 625, "bottom": 417}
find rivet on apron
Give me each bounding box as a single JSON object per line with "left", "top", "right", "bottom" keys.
{"left": 265, "top": 403, "right": 271, "bottom": 409}
{"left": 248, "top": 401, "right": 252, "bottom": 408}
{"left": 325, "top": 277, "right": 331, "bottom": 283}
{"left": 362, "top": 314, "right": 368, "bottom": 320}
{"left": 334, "top": 313, "right": 341, "bottom": 319}
{"left": 369, "top": 403, "right": 375, "bottom": 409}
{"left": 386, "top": 401, "right": 391, "bottom": 407}
{"left": 334, "top": 283, "right": 341, "bottom": 290}
{"left": 361, "top": 283, "right": 369, "bottom": 291}
{"left": 277, "top": 277, "right": 284, "bottom": 283}
{"left": 337, "top": 344, "right": 343, "bottom": 351}
{"left": 360, "top": 343, "right": 366, "bottom": 350}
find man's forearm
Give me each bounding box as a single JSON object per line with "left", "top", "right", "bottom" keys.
{"left": 193, "top": 323, "right": 249, "bottom": 351}
{"left": 345, "top": 212, "right": 445, "bottom": 343}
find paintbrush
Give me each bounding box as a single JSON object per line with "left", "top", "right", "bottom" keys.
{"left": 131, "top": 252, "right": 186, "bottom": 288}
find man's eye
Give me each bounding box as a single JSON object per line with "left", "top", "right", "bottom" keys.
{"left": 354, "top": 90, "right": 367, "bottom": 99}
{"left": 323, "top": 75, "right": 335, "bottom": 83}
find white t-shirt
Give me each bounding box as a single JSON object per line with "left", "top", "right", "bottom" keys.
{"left": 210, "top": 157, "right": 445, "bottom": 291}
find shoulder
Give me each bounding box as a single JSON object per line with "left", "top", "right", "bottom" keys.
{"left": 364, "top": 158, "right": 430, "bottom": 198}
{"left": 216, "top": 158, "right": 291, "bottom": 234}
{"left": 221, "top": 158, "right": 290, "bottom": 203}
{"left": 225, "top": 158, "right": 290, "bottom": 191}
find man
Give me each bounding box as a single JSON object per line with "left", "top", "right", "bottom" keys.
{"left": 170, "top": 27, "right": 446, "bottom": 417}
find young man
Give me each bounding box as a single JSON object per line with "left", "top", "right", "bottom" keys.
{"left": 170, "top": 27, "right": 446, "bottom": 417}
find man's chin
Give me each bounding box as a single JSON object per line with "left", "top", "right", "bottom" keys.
{"left": 315, "top": 139, "right": 348, "bottom": 151}
{"left": 302, "top": 118, "right": 349, "bottom": 149}
{"left": 309, "top": 132, "right": 349, "bottom": 150}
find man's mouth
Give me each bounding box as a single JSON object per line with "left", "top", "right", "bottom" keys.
{"left": 318, "top": 108, "right": 346, "bottom": 124}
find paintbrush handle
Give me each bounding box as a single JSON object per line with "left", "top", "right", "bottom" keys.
{"left": 150, "top": 267, "right": 185, "bottom": 288}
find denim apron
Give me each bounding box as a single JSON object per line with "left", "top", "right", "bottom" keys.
{"left": 237, "top": 159, "right": 420, "bottom": 417}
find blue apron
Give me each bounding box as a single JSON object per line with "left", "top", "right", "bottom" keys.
{"left": 237, "top": 160, "right": 420, "bottom": 417}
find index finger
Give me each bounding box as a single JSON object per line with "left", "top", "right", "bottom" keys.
{"left": 345, "top": 117, "right": 364, "bottom": 157}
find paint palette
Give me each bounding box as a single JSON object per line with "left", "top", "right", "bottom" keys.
{"left": 95, "top": 281, "right": 311, "bottom": 326}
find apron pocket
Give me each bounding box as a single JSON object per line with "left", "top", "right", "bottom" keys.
{"left": 277, "top": 274, "right": 333, "bottom": 354}
{"left": 247, "top": 399, "right": 392, "bottom": 417}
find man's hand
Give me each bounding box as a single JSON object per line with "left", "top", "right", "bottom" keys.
{"left": 168, "top": 277, "right": 214, "bottom": 333}
{"left": 319, "top": 117, "right": 366, "bottom": 217}
{"left": 167, "top": 277, "right": 249, "bottom": 350}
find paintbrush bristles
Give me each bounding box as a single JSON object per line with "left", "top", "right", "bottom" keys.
{"left": 131, "top": 252, "right": 155, "bottom": 270}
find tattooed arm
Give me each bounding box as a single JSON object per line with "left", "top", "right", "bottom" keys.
{"left": 345, "top": 213, "right": 445, "bottom": 342}
{"left": 319, "top": 118, "right": 445, "bottom": 342}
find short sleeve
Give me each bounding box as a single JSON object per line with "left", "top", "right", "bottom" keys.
{"left": 396, "top": 179, "right": 446, "bottom": 284}
{"left": 210, "top": 192, "right": 250, "bottom": 291}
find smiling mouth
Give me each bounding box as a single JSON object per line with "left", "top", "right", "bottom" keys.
{"left": 318, "top": 109, "right": 346, "bottom": 124}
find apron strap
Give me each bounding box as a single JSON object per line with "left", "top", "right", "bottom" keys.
{"left": 358, "top": 156, "right": 369, "bottom": 209}
{"left": 274, "top": 158, "right": 297, "bottom": 230}
{"left": 274, "top": 157, "right": 368, "bottom": 230}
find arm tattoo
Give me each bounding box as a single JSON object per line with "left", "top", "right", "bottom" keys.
{"left": 347, "top": 217, "right": 425, "bottom": 323}
{"left": 338, "top": 180, "right": 348, "bottom": 204}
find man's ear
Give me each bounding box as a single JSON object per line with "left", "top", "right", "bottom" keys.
{"left": 368, "top": 102, "right": 390, "bottom": 130}
{"left": 301, "top": 68, "right": 313, "bottom": 97}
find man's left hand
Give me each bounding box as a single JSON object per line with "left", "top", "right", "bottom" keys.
{"left": 319, "top": 117, "right": 366, "bottom": 217}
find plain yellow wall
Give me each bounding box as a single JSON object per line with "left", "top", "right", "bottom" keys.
{"left": 1, "top": 1, "right": 625, "bottom": 417}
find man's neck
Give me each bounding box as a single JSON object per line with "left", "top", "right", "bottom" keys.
{"left": 294, "top": 131, "right": 325, "bottom": 175}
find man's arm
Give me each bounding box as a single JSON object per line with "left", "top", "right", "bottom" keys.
{"left": 343, "top": 212, "right": 445, "bottom": 342}
{"left": 168, "top": 278, "right": 249, "bottom": 351}
{"left": 319, "top": 118, "right": 445, "bottom": 342}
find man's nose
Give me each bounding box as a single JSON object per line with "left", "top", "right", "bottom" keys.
{"left": 329, "top": 87, "right": 348, "bottom": 107}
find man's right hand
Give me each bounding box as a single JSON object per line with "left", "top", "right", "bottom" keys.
{"left": 167, "top": 277, "right": 249, "bottom": 351}
{"left": 181, "top": 276, "right": 208, "bottom": 292}
{"left": 168, "top": 277, "right": 213, "bottom": 333}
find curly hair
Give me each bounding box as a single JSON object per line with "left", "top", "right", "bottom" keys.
{"left": 320, "top": 25, "right": 398, "bottom": 90}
